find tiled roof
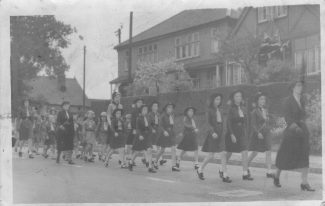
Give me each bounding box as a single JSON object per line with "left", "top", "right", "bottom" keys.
{"left": 26, "top": 76, "right": 91, "bottom": 106}
{"left": 115, "top": 8, "right": 239, "bottom": 49}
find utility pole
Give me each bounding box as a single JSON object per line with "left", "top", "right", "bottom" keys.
{"left": 128, "top": 11, "right": 133, "bottom": 83}
{"left": 115, "top": 28, "right": 122, "bottom": 44}
{"left": 83, "top": 45, "right": 86, "bottom": 112}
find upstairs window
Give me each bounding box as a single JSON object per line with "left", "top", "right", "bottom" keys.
{"left": 175, "top": 32, "right": 200, "bottom": 60}
{"left": 211, "top": 28, "right": 220, "bottom": 53}
{"left": 137, "top": 43, "right": 158, "bottom": 63}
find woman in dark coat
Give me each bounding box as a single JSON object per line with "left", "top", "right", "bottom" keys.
{"left": 225, "top": 90, "right": 253, "bottom": 181}
{"left": 248, "top": 92, "right": 273, "bottom": 178}
{"left": 197, "top": 93, "right": 230, "bottom": 183}
{"left": 17, "top": 99, "right": 34, "bottom": 158}
{"left": 104, "top": 108, "right": 127, "bottom": 168}
{"left": 155, "top": 102, "right": 179, "bottom": 172}
{"left": 274, "top": 80, "right": 315, "bottom": 191}
{"left": 176, "top": 106, "right": 199, "bottom": 170}
{"left": 128, "top": 105, "right": 156, "bottom": 173}
{"left": 56, "top": 101, "right": 75, "bottom": 164}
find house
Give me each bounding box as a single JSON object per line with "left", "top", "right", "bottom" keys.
{"left": 111, "top": 9, "right": 241, "bottom": 96}
{"left": 231, "top": 5, "right": 320, "bottom": 79}
{"left": 26, "top": 76, "right": 91, "bottom": 114}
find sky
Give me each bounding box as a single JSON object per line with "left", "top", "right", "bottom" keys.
{"left": 5, "top": 0, "right": 305, "bottom": 100}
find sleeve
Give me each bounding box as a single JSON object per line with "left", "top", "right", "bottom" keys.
{"left": 110, "top": 119, "right": 116, "bottom": 134}
{"left": 131, "top": 109, "right": 138, "bottom": 130}
{"left": 226, "top": 107, "right": 235, "bottom": 136}
{"left": 159, "top": 114, "right": 167, "bottom": 132}
{"left": 207, "top": 110, "right": 215, "bottom": 132}
{"left": 283, "top": 97, "right": 295, "bottom": 127}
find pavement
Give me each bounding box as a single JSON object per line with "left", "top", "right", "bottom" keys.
{"left": 12, "top": 149, "right": 322, "bottom": 204}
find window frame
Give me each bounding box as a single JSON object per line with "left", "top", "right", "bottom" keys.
{"left": 175, "top": 32, "right": 200, "bottom": 60}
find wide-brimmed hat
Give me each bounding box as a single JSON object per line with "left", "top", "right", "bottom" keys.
{"left": 209, "top": 93, "right": 223, "bottom": 108}
{"left": 61, "top": 101, "right": 70, "bottom": 107}
{"left": 112, "top": 108, "right": 123, "bottom": 117}
{"left": 184, "top": 106, "right": 197, "bottom": 115}
{"left": 163, "top": 102, "right": 176, "bottom": 111}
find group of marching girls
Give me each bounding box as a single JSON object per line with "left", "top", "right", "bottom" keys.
{"left": 102, "top": 79, "right": 315, "bottom": 191}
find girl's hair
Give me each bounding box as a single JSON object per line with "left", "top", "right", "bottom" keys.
{"left": 229, "top": 90, "right": 245, "bottom": 106}
{"left": 209, "top": 93, "right": 223, "bottom": 109}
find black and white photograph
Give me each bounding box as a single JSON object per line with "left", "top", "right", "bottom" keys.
{"left": 0, "top": 0, "right": 323, "bottom": 205}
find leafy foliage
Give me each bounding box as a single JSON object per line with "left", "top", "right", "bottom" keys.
{"left": 11, "top": 15, "right": 76, "bottom": 111}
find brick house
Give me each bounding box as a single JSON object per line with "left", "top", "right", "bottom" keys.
{"left": 231, "top": 5, "right": 320, "bottom": 79}
{"left": 111, "top": 9, "right": 240, "bottom": 96}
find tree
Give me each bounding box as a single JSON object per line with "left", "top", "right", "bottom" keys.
{"left": 217, "top": 35, "right": 263, "bottom": 84}
{"left": 10, "top": 15, "right": 76, "bottom": 112}
{"left": 128, "top": 58, "right": 192, "bottom": 96}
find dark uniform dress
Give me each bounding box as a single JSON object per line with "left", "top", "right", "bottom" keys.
{"left": 148, "top": 111, "right": 160, "bottom": 146}
{"left": 132, "top": 115, "right": 151, "bottom": 151}
{"left": 96, "top": 121, "right": 109, "bottom": 145}
{"left": 225, "top": 105, "right": 248, "bottom": 153}
{"left": 275, "top": 95, "right": 310, "bottom": 170}
{"left": 109, "top": 118, "right": 126, "bottom": 149}
{"left": 249, "top": 107, "right": 271, "bottom": 152}
{"left": 127, "top": 107, "right": 140, "bottom": 145}
{"left": 177, "top": 116, "right": 198, "bottom": 151}
{"left": 107, "top": 101, "right": 123, "bottom": 145}
{"left": 202, "top": 108, "right": 225, "bottom": 153}
{"left": 18, "top": 107, "right": 33, "bottom": 141}
{"left": 156, "top": 113, "right": 176, "bottom": 148}
{"left": 56, "top": 110, "right": 75, "bottom": 152}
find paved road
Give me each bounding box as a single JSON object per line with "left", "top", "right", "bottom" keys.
{"left": 13, "top": 153, "right": 322, "bottom": 204}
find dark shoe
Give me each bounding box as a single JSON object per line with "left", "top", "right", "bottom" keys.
{"left": 172, "top": 166, "right": 180, "bottom": 172}
{"left": 223, "top": 176, "right": 232, "bottom": 183}
{"left": 242, "top": 174, "right": 254, "bottom": 181}
{"left": 104, "top": 161, "right": 109, "bottom": 167}
{"left": 146, "top": 161, "right": 149, "bottom": 168}
{"left": 121, "top": 164, "right": 128, "bottom": 169}
{"left": 219, "top": 170, "right": 224, "bottom": 179}
{"left": 88, "top": 158, "right": 94, "bottom": 163}
{"left": 118, "top": 160, "right": 122, "bottom": 165}
{"left": 159, "top": 159, "right": 167, "bottom": 166}
{"left": 76, "top": 154, "right": 81, "bottom": 159}
{"left": 128, "top": 162, "right": 133, "bottom": 171}
{"left": 42, "top": 154, "right": 49, "bottom": 159}
{"left": 29, "top": 154, "right": 34, "bottom": 159}
{"left": 266, "top": 173, "right": 274, "bottom": 178}
{"left": 141, "top": 158, "right": 146, "bottom": 165}
{"left": 196, "top": 170, "right": 205, "bottom": 180}
{"left": 84, "top": 156, "right": 88, "bottom": 162}
{"left": 148, "top": 168, "right": 157, "bottom": 173}
{"left": 98, "top": 155, "right": 102, "bottom": 161}
{"left": 153, "top": 161, "right": 159, "bottom": 170}
{"left": 194, "top": 164, "right": 199, "bottom": 170}
{"left": 301, "top": 184, "right": 315, "bottom": 192}
{"left": 18, "top": 152, "right": 22, "bottom": 157}
{"left": 273, "top": 177, "right": 281, "bottom": 187}
{"left": 68, "top": 160, "right": 75, "bottom": 165}
{"left": 248, "top": 169, "right": 251, "bottom": 175}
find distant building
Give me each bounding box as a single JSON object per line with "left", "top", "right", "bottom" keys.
{"left": 111, "top": 9, "right": 240, "bottom": 96}
{"left": 26, "top": 76, "right": 90, "bottom": 114}
{"left": 231, "top": 5, "right": 320, "bottom": 78}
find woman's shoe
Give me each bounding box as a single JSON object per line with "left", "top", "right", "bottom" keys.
{"left": 172, "top": 166, "right": 180, "bottom": 172}
{"left": 153, "top": 161, "right": 159, "bottom": 170}
{"left": 121, "top": 164, "right": 128, "bottom": 169}
{"left": 242, "top": 174, "right": 254, "bottom": 181}
{"left": 141, "top": 158, "right": 146, "bottom": 165}
{"left": 300, "top": 184, "right": 315, "bottom": 192}
{"left": 196, "top": 170, "right": 205, "bottom": 180}
{"left": 29, "top": 154, "right": 34, "bottom": 159}
{"left": 273, "top": 177, "right": 281, "bottom": 187}
{"left": 159, "top": 159, "right": 167, "bottom": 166}
{"left": 128, "top": 161, "right": 134, "bottom": 171}
{"left": 266, "top": 173, "right": 274, "bottom": 178}
{"left": 148, "top": 167, "right": 157, "bottom": 173}
{"left": 194, "top": 164, "right": 199, "bottom": 170}
{"left": 219, "top": 170, "right": 224, "bottom": 179}
{"left": 118, "top": 160, "right": 122, "bottom": 165}
{"left": 104, "top": 161, "right": 109, "bottom": 167}
{"left": 222, "top": 176, "right": 232, "bottom": 183}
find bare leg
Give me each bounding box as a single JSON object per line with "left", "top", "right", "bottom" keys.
{"left": 301, "top": 167, "right": 309, "bottom": 185}
{"left": 118, "top": 147, "right": 126, "bottom": 165}
{"left": 226, "top": 152, "right": 232, "bottom": 162}
{"left": 171, "top": 146, "right": 177, "bottom": 166}
{"left": 194, "top": 150, "right": 199, "bottom": 165}
{"left": 221, "top": 151, "right": 229, "bottom": 176}
{"left": 200, "top": 153, "right": 214, "bottom": 171}
{"left": 248, "top": 151, "right": 258, "bottom": 167}
{"left": 241, "top": 150, "right": 249, "bottom": 172}
{"left": 265, "top": 151, "right": 272, "bottom": 173}
{"left": 155, "top": 147, "right": 165, "bottom": 162}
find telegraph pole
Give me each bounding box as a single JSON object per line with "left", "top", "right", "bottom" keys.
{"left": 83, "top": 45, "right": 86, "bottom": 112}
{"left": 128, "top": 11, "right": 133, "bottom": 83}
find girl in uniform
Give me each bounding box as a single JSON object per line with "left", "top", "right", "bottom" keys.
{"left": 96, "top": 112, "right": 110, "bottom": 161}
{"left": 225, "top": 90, "right": 253, "bottom": 181}
{"left": 46, "top": 107, "right": 57, "bottom": 158}
{"left": 124, "top": 114, "right": 133, "bottom": 163}
{"left": 197, "top": 93, "right": 231, "bottom": 182}
{"left": 148, "top": 101, "right": 161, "bottom": 168}
{"left": 83, "top": 110, "right": 97, "bottom": 162}
{"left": 105, "top": 108, "right": 127, "bottom": 168}
{"left": 176, "top": 107, "right": 199, "bottom": 170}
{"left": 18, "top": 99, "right": 34, "bottom": 158}
{"left": 128, "top": 105, "right": 156, "bottom": 173}
{"left": 247, "top": 92, "right": 273, "bottom": 178}
{"left": 155, "top": 102, "right": 179, "bottom": 172}
{"left": 274, "top": 80, "right": 314, "bottom": 191}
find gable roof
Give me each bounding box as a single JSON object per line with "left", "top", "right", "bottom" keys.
{"left": 115, "top": 8, "right": 240, "bottom": 50}
{"left": 26, "top": 76, "right": 91, "bottom": 107}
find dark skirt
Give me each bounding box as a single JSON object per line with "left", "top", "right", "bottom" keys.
{"left": 19, "top": 119, "right": 33, "bottom": 140}
{"left": 177, "top": 128, "right": 198, "bottom": 151}
{"left": 133, "top": 130, "right": 151, "bottom": 151}
{"left": 109, "top": 131, "right": 126, "bottom": 149}
{"left": 98, "top": 131, "right": 108, "bottom": 145}
{"left": 202, "top": 123, "right": 225, "bottom": 153}
{"left": 106, "top": 129, "right": 112, "bottom": 145}
{"left": 275, "top": 124, "right": 310, "bottom": 170}
{"left": 56, "top": 127, "right": 74, "bottom": 151}
{"left": 156, "top": 128, "right": 176, "bottom": 148}
{"left": 44, "top": 130, "right": 56, "bottom": 146}
{"left": 149, "top": 127, "right": 159, "bottom": 146}
{"left": 126, "top": 129, "right": 135, "bottom": 145}
{"left": 225, "top": 122, "right": 248, "bottom": 153}
{"left": 249, "top": 129, "right": 271, "bottom": 152}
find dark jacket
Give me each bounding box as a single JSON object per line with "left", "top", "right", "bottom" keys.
{"left": 284, "top": 95, "right": 307, "bottom": 129}
{"left": 136, "top": 115, "right": 151, "bottom": 134}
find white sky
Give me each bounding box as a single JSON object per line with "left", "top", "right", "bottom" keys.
{"left": 5, "top": 0, "right": 314, "bottom": 100}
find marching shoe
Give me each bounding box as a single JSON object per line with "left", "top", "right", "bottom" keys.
{"left": 196, "top": 169, "right": 205, "bottom": 180}
{"left": 266, "top": 173, "right": 275, "bottom": 178}
{"left": 176, "top": 158, "right": 180, "bottom": 168}
{"left": 300, "top": 184, "right": 315, "bottom": 192}
{"left": 68, "top": 160, "right": 75, "bottom": 165}
{"left": 128, "top": 161, "right": 134, "bottom": 171}
{"left": 88, "top": 158, "right": 94, "bottom": 163}
{"left": 42, "top": 154, "right": 49, "bottom": 159}
{"left": 222, "top": 176, "right": 232, "bottom": 183}
{"left": 141, "top": 158, "right": 146, "bottom": 165}
{"left": 159, "top": 159, "right": 167, "bottom": 166}
{"left": 104, "top": 161, "right": 109, "bottom": 167}
{"left": 118, "top": 160, "right": 122, "bottom": 165}
{"left": 29, "top": 154, "right": 34, "bottom": 159}
{"left": 121, "top": 164, "right": 128, "bottom": 169}
{"left": 242, "top": 174, "right": 254, "bottom": 181}
{"left": 76, "top": 154, "right": 81, "bottom": 159}
{"left": 194, "top": 164, "right": 199, "bottom": 170}
{"left": 219, "top": 170, "right": 224, "bottom": 179}
{"left": 273, "top": 177, "right": 281, "bottom": 187}
{"left": 172, "top": 166, "right": 180, "bottom": 172}
{"left": 153, "top": 161, "right": 159, "bottom": 170}
{"left": 148, "top": 167, "right": 157, "bottom": 173}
